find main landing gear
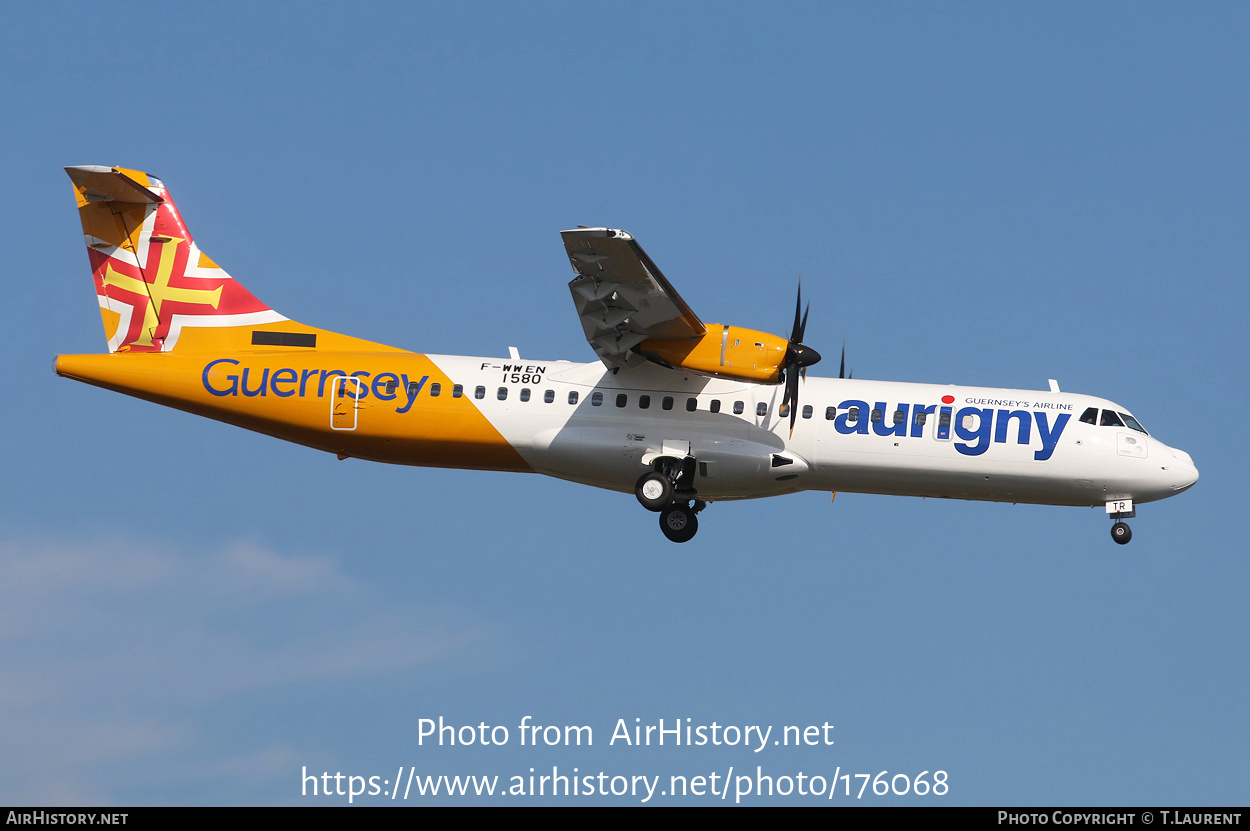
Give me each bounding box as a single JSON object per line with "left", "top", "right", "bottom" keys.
{"left": 660, "top": 503, "right": 700, "bottom": 543}
{"left": 635, "top": 465, "right": 706, "bottom": 543}
{"left": 635, "top": 471, "right": 673, "bottom": 512}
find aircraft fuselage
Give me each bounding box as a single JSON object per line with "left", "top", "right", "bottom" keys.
{"left": 55, "top": 349, "right": 1199, "bottom": 509}
{"left": 57, "top": 165, "right": 1198, "bottom": 544}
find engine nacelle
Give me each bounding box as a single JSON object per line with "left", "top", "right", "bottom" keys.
{"left": 637, "top": 324, "right": 788, "bottom": 383}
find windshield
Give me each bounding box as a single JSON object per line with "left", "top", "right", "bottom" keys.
{"left": 1119, "top": 413, "right": 1148, "bottom": 434}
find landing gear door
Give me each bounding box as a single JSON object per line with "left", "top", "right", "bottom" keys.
{"left": 662, "top": 439, "right": 691, "bottom": 458}
{"left": 331, "top": 376, "right": 364, "bottom": 431}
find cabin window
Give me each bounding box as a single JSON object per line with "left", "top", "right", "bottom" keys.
{"left": 407, "top": 381, "right": 421, "bottom": 396}
{"left": 1100, "top": 410, "right": 1124, "bottom": 427}
{"left": 825, "top": 406, "right": 836, "bottom": 420}
{"left": 913, "top": 411, "right": 927, "bottom": 426}
{"left": 662, "top": 396, "right": 674, "bottom": 411}
{"left": 939, "top": 412, "right": 951, "bottom": 428}
{"left": 802, "top": 405, "right": 812, "bottom": 419}
{"left": 616, "top": 393, "right": 628, "bottom": 408}
{"left": 568, "top": 391, "right": 578, "bottom": 405}
{"left": 520, "top": 388, "right": 530, "bottom": 402}
{"left": 710, "top": 400, "right": 721, "bottom": 414}
{"left": 686, "top": 397, "right": 697, "bottom": 412}
{"left": 544, "top": 389, "right": 554, "bottom": 403}
{"left": 733, "top": 401, "right": 744, "bottom": 415}
{"left": 847, "top": 407, "right": 860, "bottom": 422}
{"left": 639, "top": 395, "right": 650, "bottom": 409}
{"left": 429, "top": 382, "right": 441, "bottom": 397}
{"left": 871, "top": 408, "right": 883, "bottom": 423}
{"left": 452, "top": 384, "right": 463, "bottom": 398}
{"left": 893, "top": 410, "right": 905, "bottom": 425}
{"left": 475, "top": 385, "right": 485, "bottom": 399}
{"left": 385, "top": 379, "right": 398, "bottom": 395}
{"left": 756, "top": 402, "right": 767, "bottom": 417}
{"left": 1080, "top": 407, "right": 1098, "bottom": 425}
{"left": 591, "top": 391, "right": 603, "bottom": 406}
{"left": 497, "top": 387, "right": 508, "bottom": 400}
{"left": 779, "top": 404, "right": 790, "bottom": 418}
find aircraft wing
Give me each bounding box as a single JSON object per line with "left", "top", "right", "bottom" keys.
{"left": 561, "top": 228, "right": 706, "bottom": 368}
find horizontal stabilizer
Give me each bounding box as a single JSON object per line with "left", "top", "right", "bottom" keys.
{"left": 66, "top": 166, "right": 163, "bottom": 205}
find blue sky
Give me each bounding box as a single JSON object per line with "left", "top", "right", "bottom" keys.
{"left": 1, "top": 2, "right": 1245, "bottom": 805}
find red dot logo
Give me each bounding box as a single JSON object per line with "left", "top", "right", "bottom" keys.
{"left": 941, "top": 395, "right": 955, "bottom": 404}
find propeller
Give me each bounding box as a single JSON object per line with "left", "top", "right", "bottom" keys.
{"left": 780, "top": 283, "right": 822, "bottom": 435}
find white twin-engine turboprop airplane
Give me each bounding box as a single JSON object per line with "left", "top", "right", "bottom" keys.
{"left": 57, "top": 167, "right": 1199, "bottom": 544}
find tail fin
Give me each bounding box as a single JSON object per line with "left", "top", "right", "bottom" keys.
{"left": 66, "top": 166, "right": 285, "bottom": 353}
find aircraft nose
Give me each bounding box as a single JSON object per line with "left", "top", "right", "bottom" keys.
{"left": 1165, "top": 448, "right": 1199, "bottom": 493}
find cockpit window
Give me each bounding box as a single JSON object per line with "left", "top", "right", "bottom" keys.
{"left": 1099, "top": 410, "right": 1124, "bottom": 427}
{"left": 1119, "top": 413, "right": 1148, "bottom": 434}
{"left": 1080, "top": 407, "right": 1098, "bottom": 425}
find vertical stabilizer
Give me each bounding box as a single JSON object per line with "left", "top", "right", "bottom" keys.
{"left": 66, "top": 166, "right": 285, "bottom": 353}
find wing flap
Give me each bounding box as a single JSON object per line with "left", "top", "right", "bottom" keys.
{"left": 561, "top": 228, "right": 705, "bottom": 368}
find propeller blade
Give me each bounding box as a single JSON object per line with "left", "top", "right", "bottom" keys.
{"left": 782, "top": 280, "right": 824, "bottom": 435}
{"left": 786, "top": 285, "right": 810, "bottom": 435}
{"left": 790, "top": 284, "right": 805, "bottom": 343}
{"left": 786, "top": 366, "right": 800, "bottom": 435}
{"left": 839, "top": 341, "right": 846, "bottom": 379}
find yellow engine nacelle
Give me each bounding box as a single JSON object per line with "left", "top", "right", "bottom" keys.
{"left": 638, "top": 324, "right": 789, "bottom": 383}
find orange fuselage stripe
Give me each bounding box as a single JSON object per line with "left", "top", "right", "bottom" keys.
{"left": 55, "top": 349, "right": 531, "bottom": 472}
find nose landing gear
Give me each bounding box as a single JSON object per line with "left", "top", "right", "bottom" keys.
{"left": 1107, "top": 498, "right": 1135, "bottom": 545}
